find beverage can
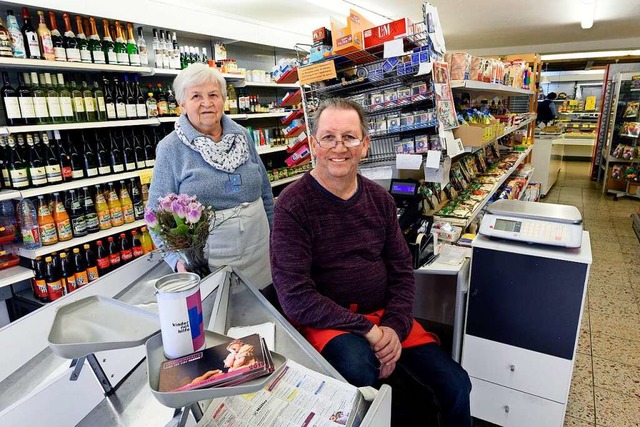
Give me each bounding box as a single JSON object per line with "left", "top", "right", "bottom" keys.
{"left": 154, "top": 272, "right": 205, "bottom": 359}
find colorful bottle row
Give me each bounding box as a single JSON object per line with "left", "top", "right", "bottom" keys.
{"left": 30, "top": 227, "right": 155, "bottom": 302}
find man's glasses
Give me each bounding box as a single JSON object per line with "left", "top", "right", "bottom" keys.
{"left": 314, "top": 134, "right": 363, "bottom": 149}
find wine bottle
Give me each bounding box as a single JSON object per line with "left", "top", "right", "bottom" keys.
{"left": 31, "top": 72, "right": 50, "bottom": 124}
{"left": 53, "top": 130, "right": 73, "bottom": 181}
{"left": 21, "top": 8, "right": 41, "bottom": 59}
{"left": 82, "top": 186, "right": 100, "bottom": 233}
{"left": 56, "top": 73, "right": 74, "bottom": 123}
{"left": 61, "top": 13, "right": 80, "bottom": 62}
{"left": 75, "top": 15, "right": 91, "bottom": 63}
{"left": 120, "top": 130, "right": 136, "bottom": 171}
{"left": 162, "top": 30, "right": 171, "bottom": 69}
{"left": 6, "top": 10, "right": 26, "bottom": 58}
{"left": 113, "top": 76, "right": 127, "bottom": 119}
{"left": 88, "top": 17, "right": 105, "bottom": 64}
{"left": 132, "top": 130, "right": 146, "bottom": 169}
{"left": 81, "top": 80, "right": 96, "bottom": 122}
{"left": 114, "top": 21, "right": 128, "bottom": 65}
{"left": 70, "top": 78, "right": 85, "bottom": 122}
{"left": 179, "top": 46, "right": 187, "bottom": 70}
{"left": 2, "top": 71, "right": 22, "bottom": 126}
{"left": 152, "top": 28, "right": 162, "bottom": 68}
{"left": 143, "top": 128, "right": 156, "bottom": 167}
{"left": 156, "top": 84, "right": 168, "bottom": 117}
{"left": 67, "top": 132, "right": 85, "bottom": 179}
{"left": 80, "top": 131, "right": 98, "bottom": 177}
{"left": 44, "top": 73, "right": 62, "bottom": 123}
{"left": 137, "top": 26, "right": 148, "bottom": 66}
{"left": 101, "top": 19, "right": 116, "bottom": 64}
{"left": 102, "top": 77, "right": 117, "bottom": 120}
{"left": 42, "top": 131, "right": 62, "bottom": 183}
{"left": 7, "top": 135, "right": 28, "bottom": 188}
{"left": 130, "top": 177, "right": 144, "bottom": 219}
{"left": 110, "top": 131, "right": 125, "bottom": 173}
{"left": 0, "top": 136, "right": 12, "bottom": 188}
{"left": 95, "top": 130, "right": 111, "bottom": 175}
{"left": 134, "top": 74, "right": 146, "bottom": 118}
{"left": 123, "top": 74, "right": 137, "bottom": 119}
{"left": 27, "top": 133, "right": 47, "bottom": 186}
{"left": 92, "top": 80, "right": 106, "bottom": 121}
{"left": 47, "top": 11, "right": 66, "bottom": 61}
{"left": 126, "top": 22, "right": 140, "bottom": 66}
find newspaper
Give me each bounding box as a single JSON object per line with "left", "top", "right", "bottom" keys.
{"left": 196, "top": 360, "right": 360, "bottom": 427}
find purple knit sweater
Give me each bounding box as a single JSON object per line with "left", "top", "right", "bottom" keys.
{"left": 270, "top": 172, "right": 415, "bottom": 341}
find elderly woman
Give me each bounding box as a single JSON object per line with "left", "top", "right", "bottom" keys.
{"left": 147, "top": 63, "right": 274, "bottom": 287}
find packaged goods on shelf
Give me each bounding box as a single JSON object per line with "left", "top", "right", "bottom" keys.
{"left": 446, "top": 52, "right": 533, "bottom": 90}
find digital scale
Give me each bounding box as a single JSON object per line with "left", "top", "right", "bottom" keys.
{"left": 479, "top": 199, "right": 583, "bottom": 248}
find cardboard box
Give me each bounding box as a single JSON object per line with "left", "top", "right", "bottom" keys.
{"left": 312, "top": 27, "right": 332, "bottom": 44}
{"left": 363, "top": 18, "right": 412, "bottom": 49}
{"left": 453, "top": 124, "right": 495, "bottom": 147}
{"left": 331, "top": 9, "right": 373, "bottom": 55}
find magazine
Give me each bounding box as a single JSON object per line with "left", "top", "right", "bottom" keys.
{"left": 158, "top": 334, "right": 274, "bottom": 392}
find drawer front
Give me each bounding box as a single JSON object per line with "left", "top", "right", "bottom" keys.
{"left": 470, "top": 377, "right": 566, "bottom": 427}
{"left": 462, "top": 335, "right": 572, "bottom": 403}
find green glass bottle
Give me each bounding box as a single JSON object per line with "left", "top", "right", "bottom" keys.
{"left": 113, "top": 21, "right": 128, "bottom": 65}
{"left": 44, "top": 73, "right": 62, "bottom": 124}
{"left": 81, "top": 80, "right": 97, "bottom": 122}
{"left": 101, "top": 19, "right": 116, "bottom": 64}
{"left": 88, "top": 17, "right": 105, "bottom": 64}
{"left": 74, "top": 15, "right": 91, "bottom": 63}
{"left": 70, "top": 78, "right": 85, "bottom": 122}
{"left": 56, "top": 73, "right": 74, "bottom": 123}
{"left": 92, "top": 81, "right": 106, "bottom": 121}
{"left": 30, "top": 72, "right": 50, "bottom": 125}
{"left": 125, "top": 22, "right": 140, "bottom": 66}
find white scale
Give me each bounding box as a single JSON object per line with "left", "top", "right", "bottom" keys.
{"left": 480, "top": 199, "right": 583, "bottom": 248}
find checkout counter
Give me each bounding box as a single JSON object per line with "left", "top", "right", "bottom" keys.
{"left": 0, "top": 256, "right": 391, "bottom": 426}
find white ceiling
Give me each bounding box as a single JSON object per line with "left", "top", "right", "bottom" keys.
{"left": 183, "top": 0, "right": 640, "bottom": 55}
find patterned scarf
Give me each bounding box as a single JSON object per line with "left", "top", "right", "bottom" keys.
{"left": 174, "top": 117, "right": 250, "bottom": 173}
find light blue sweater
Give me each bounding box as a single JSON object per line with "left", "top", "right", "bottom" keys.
{"left": 147, "top": 114, "right": 274, "bottom": 268}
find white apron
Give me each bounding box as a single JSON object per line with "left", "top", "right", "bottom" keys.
{"left": 208, "top": 198, "right": 271, "bottom": 288}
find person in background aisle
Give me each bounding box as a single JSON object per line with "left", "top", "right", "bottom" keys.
{"left": 270, "top": 98, "right": 472, "bottom": 426}
{"left": 537, "top": 91, "right": 558, "bottom": 125}
{"left": 147, "top": 63, "right": 274, "bottom": 287}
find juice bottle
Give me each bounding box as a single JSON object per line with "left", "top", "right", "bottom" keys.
{"left": 94, "top": 184, "right": 112, "bottom": 230}
{"left": 45, "top": 255, "right": 64, "bottom": 300}
{"left": 119, "top": 180, "right": 135, "bottom": 223}
{"left": 140, "top": 226, "right": 154, "bottom": 254}
{"left": 52, "top": 192, "right": 73, "bottom": 241}
{"left": 59, "top": 251, "right": 77, "bottom": 293}
{"left": 107, "top": 182, "right": 123, "bottom": 227}
{"left": 37, "top": 195, "right": 58, "bottom": 245}
{"left": 84, "top": 243, "right": 99, "bottom": 282}
{"left": 73, "top": 247, "right": 89, "bottom": 287}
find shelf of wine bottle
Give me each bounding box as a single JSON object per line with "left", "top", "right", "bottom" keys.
{"left": 18, "top": 219, "right": 146, "bottom": 259}
{"left": 257, "top": 145, "right": 288, "bottom": 155}
{"left": 150, "top": 68, "right": 244, "bottom": 80}
{"left": 155, "top": 112, "right": 289, "bottom": 124}
{"left": 0, "top": 57, "right": 154, "bottom": 75}
{"left": 0, "top": 266, "right": 35, "bottom": 290}
{"left": 233, "top": 81, "right": 300, "bottom": 89}
{"left": 0, "top": 189, "right": 22, "bottom": 202}
{"left": 18, "top": 168, "right": 153, "bottom": 199}
{"left": 1, "top": 118, "right": 161, "bottom": 135}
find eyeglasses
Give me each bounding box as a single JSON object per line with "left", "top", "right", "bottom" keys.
{"left": 313, "top": 135, "right": 363, "bottom": 149}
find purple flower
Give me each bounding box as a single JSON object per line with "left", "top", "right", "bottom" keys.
{"left": 144, "top": 208, "right": 158, "bottom": 228}
{"left": 171, "top": 200, "right": 186, "bottom": 218}
{"left": 177, "top": 194, "right": 191, "bottom": 205}
{"left": 159, "top": 194, "right": 175, "bottom": 211}
{"left": 186, "top": 206, "right": 202, "bottom": 224}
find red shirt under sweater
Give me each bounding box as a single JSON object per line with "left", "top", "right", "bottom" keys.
{"left": 270, "top": 172, "right": 415, "bottom": 341}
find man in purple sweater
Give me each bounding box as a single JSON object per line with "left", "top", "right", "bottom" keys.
{"left": 270, "top": 98, "right": 471, "bottom": 425}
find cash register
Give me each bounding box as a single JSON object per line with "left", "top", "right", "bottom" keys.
{"left": 389, "top": 179, "right": 436, "bottom": 268}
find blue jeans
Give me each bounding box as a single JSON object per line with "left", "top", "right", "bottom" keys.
{"left": 321, "top": 333, "right": 472, "bottom": 427}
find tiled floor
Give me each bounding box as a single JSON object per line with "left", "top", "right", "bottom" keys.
{"left": 542, "top": 161, "right": 640, "bottom": 427}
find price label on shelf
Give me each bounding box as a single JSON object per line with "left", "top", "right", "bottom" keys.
{"left": 138, "top": 169, "right": 153, "bottom": 185}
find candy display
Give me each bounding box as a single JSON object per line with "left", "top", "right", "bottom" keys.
{"left": 445, "top": 52, "right": 533, "bottom": 90}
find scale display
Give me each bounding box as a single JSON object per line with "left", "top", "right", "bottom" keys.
{"left": 390, "top": 180, "right": 418, "bottom": 196}
{"left": 493, "top": 218, "right": 521, "bottom": 232}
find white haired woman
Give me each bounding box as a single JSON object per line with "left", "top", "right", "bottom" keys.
{"left": 147, "top": 63, "right": 274, "bottom": 287}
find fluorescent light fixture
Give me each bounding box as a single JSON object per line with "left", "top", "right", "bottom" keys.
{"left": 541, "top": 50, "right": 640, "bottom": 61}
{"left": 581, "top": 0, "right": 596, "bottom": 29}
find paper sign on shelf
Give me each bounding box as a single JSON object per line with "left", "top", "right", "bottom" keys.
{"left": 416, "top": 62, "right": 433, "bottom": 76}
{"left": 396, "top": 153, "right": 423, "bottom": 170}
{"left": 298, "top": 60, "right": 337, "bottom": 85}
{"left": 138, "top": 169, "right": 153, "bottom": 185}
{"left": 424, "top": 156, "right": 451, "bottom": 185}
{"left": 425, "top": 150, "right": 442, "bottom": 168}
{"left": 360, "top": 166, "right": 393, "bottom": 180}
{"left": 383, "top": 39, "right": 405, "bottom": 58}
{"left": 439, "top": 128, "right": 464, "bottom": 157}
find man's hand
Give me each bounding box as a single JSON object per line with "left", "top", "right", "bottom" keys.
{"left": 176, "top": 261, "right": 187, "bottom": 272}
{"left": 373, "top": 326, "right": 402, "bottom": 366}
{"left": 378, "top": 361, "right": 396, "bottom": 379}
{"left": 364, "top": 324, "right": 383, "bottom": 347}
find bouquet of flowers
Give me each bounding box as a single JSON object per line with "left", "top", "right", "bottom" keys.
{"left": 144, "top": 193, "right": 218, "bottom": 278}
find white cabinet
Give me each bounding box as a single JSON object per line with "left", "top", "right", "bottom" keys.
{"left": 531, "top": 136, "right": 564, "bottom": 196}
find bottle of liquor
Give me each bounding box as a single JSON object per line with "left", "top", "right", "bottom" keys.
{"left": 114, "top": 21, "right": 128, "bottom": 65}
{"left": 227, "top": 84, "right": 238, "bottom": 114}
{"left": 0, "top": 136, "right": 13, "bottom": 188}
{"left": 101, "top": 19, "right": 116, "bottom": 64}
{"left": 47, "top": 11, "right": 66, "bottom": 61}
{"left": 107, "top": 182, "right": 123, "bottom": 227}
{"left": 119, "top": 180, "right": 135, "bottom": 223}
{"left": 96, "top": 239, "right": 110, "bottom": 276}
{"left": 83, "top": 243, "right": 99, "bottom": 282}
{"left": 131, "top": 130, "right": 146, "bottom": 169}
{"left": 113, "top": 76, "right": 127, "bottom": 119}
{"left": 131, "top": 229, "right": 143, "bottom": 258}
{"left": 146, "top": 91, "right": 158, "bottom": 118}
{"left": 166, "top": 87, "right": 178, "bottom": 116}
{"left": 133, "top": 74, "right": 147, "bottom": 118}
{"left": 45, "top": 255, "right": 64, "bottom": 301}
{"left": 80, "top": 131, "right": 98, "bottom": 177}
{"left": 126, "top": 23, "right": 140, "bottom": 66}
{"left": 26, "top": 133, "right": 47, "bottom": 187}
{"left": 123, "top": 74, "right": 137, "bottom": 119}
{"left": 73, "top": 247, "right": 89, "bottom": 287}
{"left": 37, "top": 195, "right": 58, "bottom": 245}
{"left": 87, "top": 17, "right": 105, "bottom": 64}
{"left": 16, "top": 73, "right": 35, "bottom": 125}
{"left": 130, "top": 177, "right": 144, "bottom": 220}
{"left": 170, "top": 32, "right": 179, "bottom": 69}
{"left": 8, "top": 135, "right": 27, "bottom": 189}
{"left": 74, "top": 15, "right": 91, "bottom": 63}
{"left": 2, "top": 72, "right": 22, "bottom": 126}
{"left": 107, "top": 236, "right": 121, "bottom": 269}
{"left": 179, "top": 46, "right": 187, "bottom": 69}
{"left": 92, "top": 80, "right": 106, "bottom": 121}
{"left": 56, "top": 73, "right": 74, "bottom": 123}
{"left": 16, "top": 133, "right": 28, "bottom": 163}
{"left": 161, "top": 30, "right": 170, "bottom": 69}
{"left": 156, "top": 84, "right": 168, "bottom": 117}
{"left": 152, "top": 28, "right": 162, "bottom": 68}
{"left": 42, "top": 73, "right": 62, "bottom": 124}
{"left": 21, "top": 8, "right": 41, "bottom": 59}
{"left": 67, "top": 133, "right": 85, "bottom": 179}
{"left": 69, "top": 78, "right": 85, "bottom": 122}
{"left": 140, "top": 226, "right": 154, "bottom": 254}
{"left": 143, "top": 128, "right": 156, "bottom": 167}
{"left": 102, "top": 77, "right": 116, "bottom": 120}
{"left": 110, "top": 131, "right": 124, "bottom": 173}
{"left": 6, "top": 10, "right": 25, "bottom": 58}
{"left": 59, "top": 251, "right": 77, "bottom": 293}
{"left": 30, "top": 72, "right": 50, "bottom": 124}
{"left": 82, "top": 186, "right": 99, "bottom": 233}
{"left": 119, "top": 232, "right": 133, "bottom": 264}
{"left": 52, "top": 192, "right": 73, "bottom": 241}
{"left": 53, "top": 130, "right": 73, "bottom": 181}
{"left": 35, "top": 11, "right": 55, "bottom": 61}
{"left": 42, "top": 132, "right": 62, "bottom": 183}
{"left": 81, "top": 80, "right": 96, "bottom": 122}
{"left": 68, "top": 189, "right": 87, "bottom": 237}
{"left": 137, "top": 26, "right": 148, "bottom": 66}
{"left": 32, "top": 257, "right": 49, "bottom": 301}
{"left": 121, "top": 130, "right": 136, "bottom": 171}
{"left": 61, "top": 13, "right": 80, "bottom": 62}
{"left": 94, "top": 184, "right": 111, "bottom": 230}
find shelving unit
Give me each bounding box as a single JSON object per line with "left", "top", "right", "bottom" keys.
{"left": 1, "top": 119, "right": 160, "bottom": 135}
{"left": 18, "top": 220, "right": 146, "bottom": 259}
{"left": 0, "top": 266, "right": 34, "bottom": 290}
{"left": 270, "top": 174, "right": 305, "bottom": 187}
{"left": 450, "top": 80, "right": 535, "bottom": 96}
{"left": 462, "top": 115, "right": 537, "bottom": 155}
{"left": 257, "top": 145, "right": 288, "bottom": 155}
{"left": 234, "top": 81, "right": 300, "bottom": 89}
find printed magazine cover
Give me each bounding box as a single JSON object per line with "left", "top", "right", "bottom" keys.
{"left": 159, "top": 334, "right": 271, "bottom": 392}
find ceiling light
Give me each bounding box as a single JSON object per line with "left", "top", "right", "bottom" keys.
{"left": 541, "top": 50, "right": 640, "bottom": 61}
{"left": 580, "top": 0, "right": 596, "bottom": 29}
